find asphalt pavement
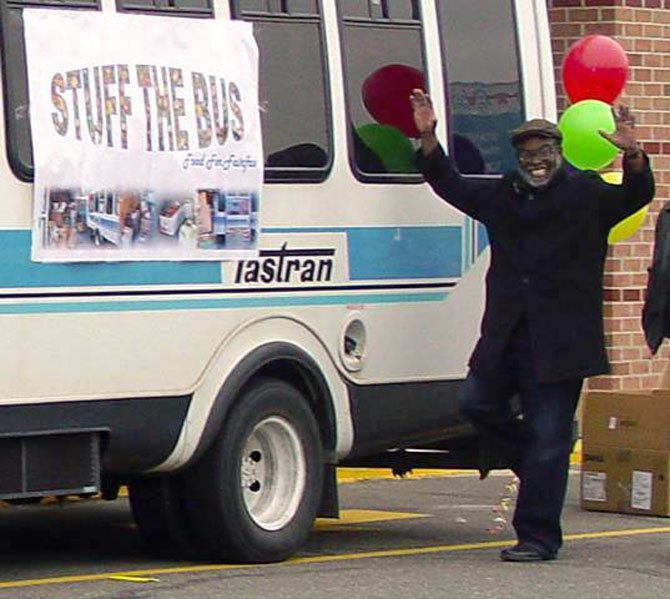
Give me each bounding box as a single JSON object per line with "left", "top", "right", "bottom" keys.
{"left": 0, "top": 468, "right": 669, "bottom": 598}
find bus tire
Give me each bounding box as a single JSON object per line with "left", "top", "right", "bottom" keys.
{"left": 128, "top": 476, "right": 201, "bottom": 559}
{"left": 184, "top": 377, "right": 323, "bottom": 563}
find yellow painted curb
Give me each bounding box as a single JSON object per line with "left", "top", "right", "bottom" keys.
{"left": 337, "top": 439, "right": 582, "bottom": 484}
{"left": 571, "top": 439, "right": 582, "bottom": 465}
{"left": 336, "top": 467, "right": 477, "bottom": 483}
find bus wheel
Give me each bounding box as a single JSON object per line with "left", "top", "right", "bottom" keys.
{"left": 128, "top": 476, "right": 201, "bottom": 559}
{"left": 184, "top": 377, "right": 323, "bottom": 563}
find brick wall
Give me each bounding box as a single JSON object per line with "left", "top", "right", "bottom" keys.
{"left": 547, "top": 0, "right": 670, "bottom": 391}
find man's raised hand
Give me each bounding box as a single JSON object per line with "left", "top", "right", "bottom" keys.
{"left": 410, "top": 89, "right": 437, "bottom": 137}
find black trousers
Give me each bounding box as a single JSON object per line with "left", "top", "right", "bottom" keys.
{"left": 458, "top": 322, "right": 583, "bottom": 555}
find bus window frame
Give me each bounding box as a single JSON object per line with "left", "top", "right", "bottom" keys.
{"left": 116, "top": 0, "right": 213, "bottom": 17}
{"left": 337, "top": 3, "right": 426, "bottom": 185}
{"left": 230, "top": 0, "right": 333, "bottom": 185}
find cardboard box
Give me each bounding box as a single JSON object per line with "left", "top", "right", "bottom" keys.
{"left": 581, "top": 445, "right": 670, "bottom": 517}
{"left": 582, "top": 390, "right": 670, "bottom": 451}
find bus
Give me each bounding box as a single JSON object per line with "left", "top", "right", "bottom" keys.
{"left": 0, "top": 0, "right": 556, "bottom": 563}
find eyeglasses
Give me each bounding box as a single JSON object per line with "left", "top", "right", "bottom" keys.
{"left": 516, "top": 144, "right": 559, "bottom": 163}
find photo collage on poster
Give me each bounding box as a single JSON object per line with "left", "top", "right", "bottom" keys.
{"left": 40, "top": 187, "right": 259, "bottom": 252}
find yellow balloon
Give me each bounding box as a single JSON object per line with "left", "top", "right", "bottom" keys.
{"left": 601, "top": 171, "right": 622, "bottom": 185}
{"left": 601, "top": 171, "right": 648, "bottom": 243}
{"left": 608, "top": 206, "right": 648, "bottom": 243}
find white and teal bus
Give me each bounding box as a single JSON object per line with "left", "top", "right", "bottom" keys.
{"left": 0, "top": 0, "right": 556, "bottom": 563}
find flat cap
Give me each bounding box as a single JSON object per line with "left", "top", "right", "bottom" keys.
{"left": 509, "top": 118, "right": 562, "bottom": 146}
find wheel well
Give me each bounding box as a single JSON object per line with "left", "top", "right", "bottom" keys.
{"left": 190, "top": 343, "right": 339, "bottom": 468}
{"left": 250, "top": 359, "right": 336, "bottom": 453}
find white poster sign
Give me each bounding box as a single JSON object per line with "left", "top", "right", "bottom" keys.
{"left": 24, "top": 10, "right": 262, "bottom": 262}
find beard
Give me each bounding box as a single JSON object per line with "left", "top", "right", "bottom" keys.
{"left": 517, "top": 156, "right": 562, "bottom": 189}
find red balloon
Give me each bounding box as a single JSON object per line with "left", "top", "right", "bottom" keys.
{"left": 562, "top": 35, "right": 629, "bottom": 104}
{"left": 362, "top": 64, "right": 425, "bottom": 138}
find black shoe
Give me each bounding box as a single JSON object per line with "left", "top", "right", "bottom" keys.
{"left": 500, "top": 543, "right": 556, "bottom": 562}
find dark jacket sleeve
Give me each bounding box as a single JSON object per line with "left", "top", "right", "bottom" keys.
{"left": 598, "top": 152, "right": 655, "bottom": 229}
{"left": 642, "top": 201, "right": 670, "bottom": 354}
{"left": 415, "top": 143, "right": 497, "bottom": 222}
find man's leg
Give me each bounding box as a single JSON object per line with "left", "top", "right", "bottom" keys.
{"left": 509, "top": 377, "right": 583, "bottom": 558}
{"left": 458, "top": 370, "right": 526, "bottom": 474}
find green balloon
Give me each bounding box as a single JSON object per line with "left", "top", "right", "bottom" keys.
{"left": 356, "top": 124, "right": 417, "bottom": 173}
{"left": 558, "top": 99, "right": 617, "bottom": 170}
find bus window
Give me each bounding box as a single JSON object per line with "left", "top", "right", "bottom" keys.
{"left": 0, "top": 0, "right": 101, "bottom": 182}
{"left": 231, "top": 1, "right": 331, "bottom": 183}
{"left": 436, "top": 0, "right": 525, "bottom": 175}
{"left": 116, "top": 0, "right": 212, "bottom": 15}
{"left": 338, "top": 0, "right": 424, "bottom": 180}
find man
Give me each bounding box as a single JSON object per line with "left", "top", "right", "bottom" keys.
{"left": 410, "top": 89, "right": 654, "bottom": 562}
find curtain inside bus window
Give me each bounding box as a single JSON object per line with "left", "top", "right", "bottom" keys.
{"left": 436, "top": 0, "right": 524, "bottom": 175}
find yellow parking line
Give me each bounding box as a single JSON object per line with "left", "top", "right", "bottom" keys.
{"left": 0, "top": 524, "right": 669, "bottom": 590}
{"left": 314, "top": 509, "right": 429, "bottom": 529}
{"left": 292, "top": 525, "right": 670, "bottom": 565}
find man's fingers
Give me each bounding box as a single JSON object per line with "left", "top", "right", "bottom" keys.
{"left": 599, "top": 129, "right": 615, "bottom": 143}
{"left": 619, "top": 105, "right": 633, "bottom": 124}
{"left": 410, "top": 88, "right": 432, "bottom": 107}
{"left": 613, "top": 104, "right": 635, "bottom": 127}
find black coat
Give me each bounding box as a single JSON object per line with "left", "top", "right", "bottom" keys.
{"left": 417, "top": 144, "right": 655, "bottom": 383}
{"left": 642, "top": 200, "right": 670, "bottom": 354}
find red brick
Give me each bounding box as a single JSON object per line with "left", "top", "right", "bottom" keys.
{"left": 611, "top": 362, "right": 632, "bottom": 374}
{"left": 552, "top": 23, "right": 583, "bottom": 36}
{"left": 624, "top": 23, "right": 644, "bottom": 35}
{"left": 643, "top": 24, "right": 664, "bottom": 36}
{"left": 603, "top": 288, "right": 623, "bottom": 301}
{"left": 653, "top": 8, "right": 670, "bottom": 22}
{"left": 590, "top": 22, "right": 618, "bottom": 34}
{"left": 587, "top": 377, "right": 621, "bottom": 390}
{"left": 631, "top": 361, "right": 651, "bottom": 374}
{"left": 620, "top": 377, "right": 643, "bottom": 390}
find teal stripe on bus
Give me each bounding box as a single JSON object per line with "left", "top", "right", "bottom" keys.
{"left": 0, "top": 292, "right": 448, "bottom": 315}
{"left": 266, "top": 226, "right": 463, "bottom": 280}
{"left": 0, "top": 225, "right": 463, "bottom": 290}
{"left": 0, "top": 231, "right": 221, "bottom": 288}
